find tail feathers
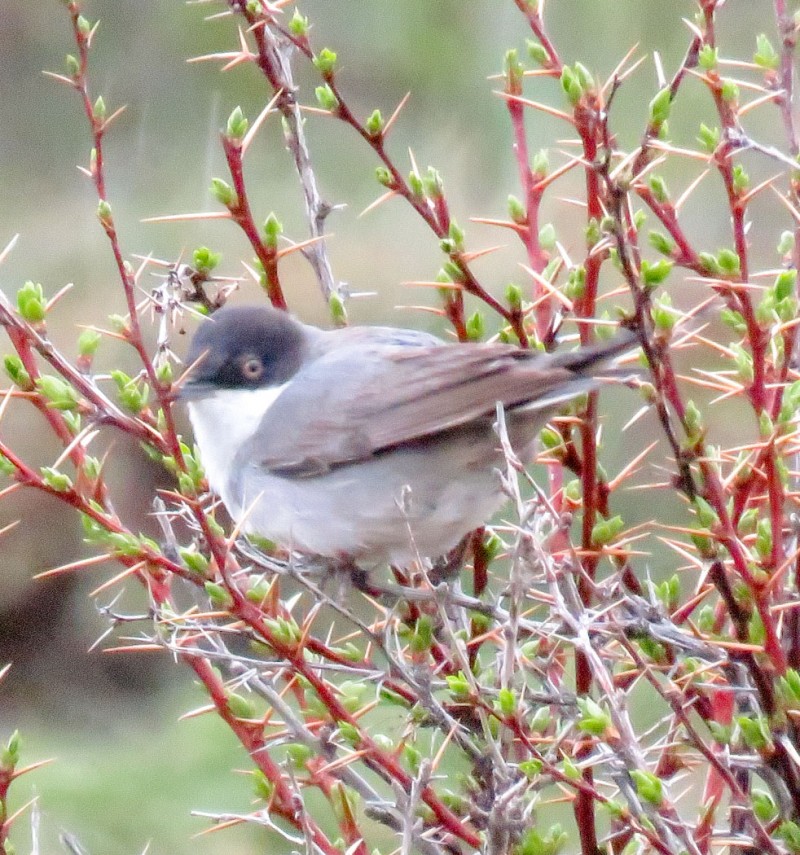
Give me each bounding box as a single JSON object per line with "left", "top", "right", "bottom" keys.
{"left": 549, "top": 328, "right": 640, "bottom": 375}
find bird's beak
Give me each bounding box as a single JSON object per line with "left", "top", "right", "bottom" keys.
{"left": 176, "top": 379, "right": 216, "bottom": 401}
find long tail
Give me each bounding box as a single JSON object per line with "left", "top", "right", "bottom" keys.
{"left": 548, "top": 327, "right": 641, "bottom": 375}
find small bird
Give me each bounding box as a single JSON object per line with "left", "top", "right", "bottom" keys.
{"left": 182, "top": 305, "right": 636, "bottom": 566}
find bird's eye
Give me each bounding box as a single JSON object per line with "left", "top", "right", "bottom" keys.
{"left": 240, "top": 355, "right": 265, "bottom": 381}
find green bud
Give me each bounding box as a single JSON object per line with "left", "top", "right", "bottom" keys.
{"left": 755, "top": 517, "right": 772, "bottom": 560}
{"left": 778, "top": 820, "right": 800, "bottom": 852}
{"left": 210, "top": 178, "right": 236, "bottom": 208}
{"left": 288, "top": 9, "right": 309, "bottom": 37}
{"left": 286, "top": 743, "right": 313, "bottom": 769}
{"left": 560, "top": 65, "right": 583, "bottom": 106}
{"left": 193, "top": 246, "right": 222, "bottom": 274}
{"left": 693, "top": 496, "right": 718, "bottom": 529}
{"left": 78, "top": 328, "right": 102, "bottom": 358}
{"left": 465, "top": 311, "right": 484, "bottom": 342}
{"left": 445, "top": 672, "right": 470, "bottom": 697}
{"left": 737, "top": 715, "right": 772, "bottom": 751}
{"left": 313, "top": 48, "right": 337, "bottom": 77}
{"left": 539, "top": 427, "right": 562, "bottom": 450}
{"left": 585, "top": 217, "right": 600, "bottom": 247}
{"left": 252, "top": 770, "right": 274, "bottom": 801}
{"left": 403, "top": 743, "right": 422, "bottom": 772}
{"left": 410, "top": 615, "right": 433, "bottom": 653}
{"left": 648, "top": 174, "right": 669, "bottom": 203}
{"left": 514, "top": 823, "right": 569, "bottom": 855}
{"left": 698, "top": 44, "right": 718, "bottom": 71}
{"left": 17, "top": 281, "right": 46, "bottom": 323}
{"left": 505, "top": 282, "right": 522, "bottom": 310}
{"left": 720, "top": 308, "right": 746, "bottom": 333}
{"left": 328, "top": 291, "right": 347, "bottom": 325}
{"left": 651, "top": 295, "right": 676, "bottom": 331}
{"left": 518, "top": 759, "right": 543, "bottom": 779}
{"left": 97, "top": 199, "right": 113, "bottom": 226}
{"left": 65, "top": 53, "right": 80, "bottom": 77}
{"left": 731, "top": 164, "right": 749, "bottom": 194}
{"left": 648, "top": 230, "right": 675, "bottom": 256}
{"left": 263, "top": 212, "right": 283, "bottom": 249}
{"left": 576, "top": 696, "right": 612, "bottom": 736}
{"left": 1, "top": 730, "right": 20, "bottom": 768}
{"left": 365, "top": 109, "right": 384, "bottom": 136}
{"left": 751, "top": 790, "right": 777, "bottom": 822}
{"left": 226, "top": 106, "right": 248, "bottom": 140}
{"left": 422, "top": 166, "right": 443, "bottom": 198}
{"left": 110, "top": 370, "right": 149, "bottom": 414}
{"left": 564, "top": 265, "right": 586, "bottom": 300}
{"left": 76, "top": 15, "right": 92, "bottom": 35}
{"left": 4, "top": 355, "right": 30, "bottom": 389}
{"left": 641, "top": 258, "right": 673, "bottom": 287}
{"left": 375, "top": 166, "right": 393, "bottom": 187}
{"left": 778, "top": 230, "right": 795, "bottom": 255}
{"left": 530, "top": 706, "right": 550, "bottom": 733}
{"left": 573, "top": 62, "right": 594, "bottom": 91}
{"left": 504, "top": 48, "right": 523, "bottom": 89}
{"left": 531, "top": 149, "right": 549, "bottom": 177}
{"left": 41, "top": 466, "right": 73, "bottom": 492}
{"left": 648, "top": 87, "right": 671, "bottom": 126}
{"left": 716, "top": 248, "right": 741, "bottom": 275}
{"left": 697, "top": 123, "right": 720, "bottom": 153}
{"left": 775, "top": 269, "right": 797, "bottom": 300}
{"left": 708, "top": 721, "right": 731, "bottom": 745}
{"left": 179, "top": 545, "right": 210, "bottom": 575}
{"left": 315, "top": 84, "right": 338, "bottom": 111}
{"left": 780, "top": 668, "right": 800, "bottom": 705}
{"left": 93, "top": 96, "right": 106, "bottom": 122}
{"left": 630, "top": 770, "right": 663, "bottom": 806}
{"left": 561, "top": 757, "right": 581, "bottom": 781}
{"left": 448, "top": 220, "right": 465, "bottom": 250}
{"left": 754, "top": 34, "right": 779, "bottom": 71}
{"left": 720, "top": 79, "right": 739, "bottom": 103}
{"left": 731, "top": 343, "right": 753, "bottom": 383}
{"left": 204, "top": 581, "right": 232, "bottom": 608}
{"left": 737, "top": 507, "right": 759, "bottom": 534}
{"left": 507, "top": 194, "right": 526, "bottom": 225}
{"left": 442, "top": 260, "right": 463, "bottom": 282}
{"left": 36, "top": 375, "right": 79, "bottom": 410}
{"left": 538, "top": 222, "right": 556, "bottom": 250}
{"left": 590, "top": 515, "right": 624, "bottom": 547}
{"left": 526, "top": 39, "right": 549, "bottom": 67}
{"left": 226, "top": 691, "right": 256, "bottom": 720}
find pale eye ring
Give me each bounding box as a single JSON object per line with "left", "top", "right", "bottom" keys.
{"left": 240, "top": 355, "right": 265, "bottom": 381}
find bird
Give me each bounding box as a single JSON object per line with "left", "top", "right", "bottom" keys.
{"left": 181, "top": 304, "right": 637, "bottom": 567}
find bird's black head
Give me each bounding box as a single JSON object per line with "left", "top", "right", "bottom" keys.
{"left": 183, "top": 305, "right": 308, "bottom": 396}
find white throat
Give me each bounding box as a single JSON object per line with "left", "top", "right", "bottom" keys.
{"left": 187, "top": 385, "right": 288, "bottom": 498}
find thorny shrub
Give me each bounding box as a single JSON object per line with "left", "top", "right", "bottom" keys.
{"left": 4, "top": 2, "right": 800, "bottom": 854}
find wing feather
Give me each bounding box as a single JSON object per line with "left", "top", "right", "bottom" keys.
{"left": 246, "top": 332, "right": 635, "bottom": 476}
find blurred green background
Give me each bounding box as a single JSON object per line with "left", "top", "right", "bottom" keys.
{"left": 0, "top": 1, "right": 786, "bottom": 852}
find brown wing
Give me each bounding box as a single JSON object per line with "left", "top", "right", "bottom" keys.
{"left": 247, "top": 332, "right": 634, "bottom": 476}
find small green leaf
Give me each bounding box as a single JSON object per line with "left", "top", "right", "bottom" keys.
{"left": 314, "top": 84, "right": 338, "bottom": 111}
{"left": 648, "top": 87, "right": 671, "bottom": 126}
{"left": 630, "top": 769, "right": 663, "bottom": 806}
{"left": 210, "top": 178, "right": 236, "bottom": 207}
{"left": 365, "top": 109, "right": 384, "bottom": 136}
{"left": 313, "top": 48, "right": 337, "bottom": 76}
{"left": 754, "top": 34, "right": 779, "bottom": 71}
{"left": 288, "top": 9, "right": 309, "bottom": 37}
{"left": 17, "top": 281, "right": 47, "bottom": 323}
{"left": 226, "top": 106, "right": 248, "bottom": 140}
{"left": 698, "top": 44, "right": 718, "bottom": 71}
